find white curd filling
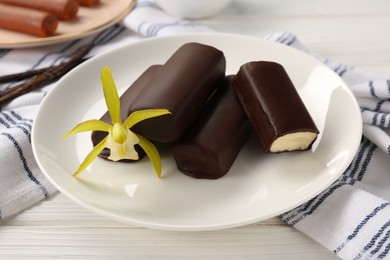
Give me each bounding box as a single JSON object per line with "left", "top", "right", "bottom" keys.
{"left": 270, "top": 132, "right": 318, "bottom": 153}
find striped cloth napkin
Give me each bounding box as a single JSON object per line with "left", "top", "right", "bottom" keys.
{"left": 1, "top": 0, "right": 390, "bottom": 259}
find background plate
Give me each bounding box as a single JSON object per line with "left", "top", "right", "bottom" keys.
{"left": 0, "top": 0, "right": 135, "bottom": 48}
{"left": 32, "top": 33, "right": 362, "bottom": 231}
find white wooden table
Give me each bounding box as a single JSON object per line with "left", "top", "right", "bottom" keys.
{"left": 1, "top": 0, "right": 389, "bottom": 258}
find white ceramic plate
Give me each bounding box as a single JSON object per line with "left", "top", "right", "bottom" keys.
{"left": 32, "top": 33, "right": 362, "bottom": 231}
{"left": 0, "top": 0, "right": 135, "bottom": 48}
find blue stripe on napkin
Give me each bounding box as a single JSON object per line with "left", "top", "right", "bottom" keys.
{"left": 1, "top": 132, "right": 49, "bottom": 197}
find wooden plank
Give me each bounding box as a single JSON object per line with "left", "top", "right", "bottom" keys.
{"left": 0, "top": 225, "right": 336, "bottom": 259}
{"left": 0, "top": 193, "right": 285, "bottom": 227}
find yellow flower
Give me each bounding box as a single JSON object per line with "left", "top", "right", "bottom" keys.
{"left": 63, "top": 66, "right": 171, "bottom": 177}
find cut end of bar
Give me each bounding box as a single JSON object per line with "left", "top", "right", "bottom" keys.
{"left": 270, "top": 132, "right": 318, "bottom": 153}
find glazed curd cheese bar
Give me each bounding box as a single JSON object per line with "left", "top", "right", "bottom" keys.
{"left": 129, "top": 42, "right": 226, "bottom": 143}
{"left": 233, "top": 61, "right": 319, "bottom": 153}
{"left": 173, "top": 76, "right": 252, "bottom": 179}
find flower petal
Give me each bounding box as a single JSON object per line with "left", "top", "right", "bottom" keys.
{"left": 62, "top": 119, "right": 111, "bottom": 139}
{"left": 106, "top": 128, "right": 139, "bottom": 161}
{"left": 73, "top": 137, "right": 107, "bottom": 177}
{"left": 135, "top": 133, "right": 162, "bottom": 177}
{"left": 123, "top": 109, "right": 171, "bottom": 128}
{"left": 101, "top": 66, "right": 121, "bottom": 124}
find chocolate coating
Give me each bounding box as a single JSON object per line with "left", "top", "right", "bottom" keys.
{"left": 130, "top": 42, "right": 226, "bottom": 143}
{"left": 233, "top": 61, "right": 319, "bottom": 152}
{"left": 91, "top": 65, "right": 162, "bottom": 160}
{"left": 173, "top": 76, "right": 252, "bottom": 179}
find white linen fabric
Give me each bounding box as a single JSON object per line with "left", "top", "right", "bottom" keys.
{"left": 1, "top": 1, "right": 390, "bottom": 258}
